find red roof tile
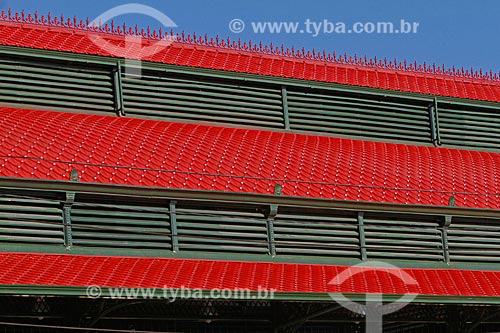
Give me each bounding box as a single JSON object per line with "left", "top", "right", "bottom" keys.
{"left": 1, "top": 10, "right": 500, "bottom": 103}
{"left": 1, "top": 252, "right": 500, "bottom": 298}
{"left": 0, "top": 106, "right": 499, "bottom": 209}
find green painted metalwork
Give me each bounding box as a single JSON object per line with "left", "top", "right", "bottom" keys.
{"left": 7, "top": 241, "right": 500, "bottom": 272}
{"left": 0, "top": 54, "right": 114, "bottom": 114}
{"left": 286, "top": 88, "right": 433, "bottom": 144}
{"left": 266, "top": 218, "right": 276, "bottom": 256}
{"left": 113, "top": 62, "right": 124, "bottom": 116}
{"left": 175, "top": 201, "right": 268, "bottom": 254}
{"left": 363, "top": 213, "right": 444, "bottom": 261}
{"left": 0, "top": 44, "right": 498, "bottom": 108}
{"left": 265, "top": 184, "right": 281, "bottom": 256}
{"left": 281, "top": 86, "right": 290, "bottom": 130}
{"left": 1, "top": 46, "right": 500, "bottom": 151}
{"left": 69, "top": 196, "right": 171, "bottom": 250}
{"left": 69, "top": 169, "right": 80, "bottom": 182}
{"left": 437, "top": 100, "right": 500, "bottom": 150}
{"left": 447, "top": 217, "right": 500, "bottom": 263}
{"left": 357, "top": 212, "right": 367, "bottom": 261}
{"left": 440, "top": 197, "right": 453, "bottom": 263}
{"left": 441, "top": 226, "right": 450, "bottom": 264}
{"left": 428, "top": 99, "right": 439, "bottom": 146}
{"left": 0, "top": 189, "right": 64, "bottom": 246}
{"left": 0, "top": 181, "right": 468, "bottom": 264}
{"left": 433, "top": 96, "right": 442, "bottom": 145}
{"left": 1, "top": 177, "right": 498, "bottom": 219}
{"left": 62, "top": 191, "right": 74, "bottom": 248}
{"left": 273, "top": 209, "right": 360, "bottom": 258}
{"left": 170, "top": 200, "right": 179, "bottom": 252}
{"left": 122, "top": 70, "right": 284, "bottom": 128}
{"left": 1, "top": 284, "right": 500, "bottom": 304}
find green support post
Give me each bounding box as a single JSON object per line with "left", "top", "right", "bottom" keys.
{"left": 433, "top": 96, "right": 442, "bottom": 145}
{"left": 357, "top": 212, "right": 367, "bottom": 261}
{"left": 266, "top": 218, "right": 276, "bottom": 257}
{"left": 170, "top": 200, "right": 179, "bottom": 252}
{"left": 441, "top": 227, "right": 450, "bottom": 264}
{"left": 281, "top": 86, "right": 290, "bottom": 130}
{"left": 266, "top": 184, "right": 282, "bottom": 256}
{"left": 441, "top": 196, "right": 454, "bottom": 264}
{"left": 62, "top": 168, "right": 79, "bottom": 248}
{"left": 63, "top": 191, "right": 75, "bottom": 249}
{"left": 428, "top": 97, "right": 442, "bottom": 146}
{"left": 113, "top": 62, "right": 125, "bottom": 116}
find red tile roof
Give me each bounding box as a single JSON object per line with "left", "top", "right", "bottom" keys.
{"left": 1, "top": 106, "right": 499, "bottom": 209}
{"left": 1, "top": 10, "right": 500, "bottom": 103}
{"left": 1, "top": 252, "right": 500, "bottom": 298}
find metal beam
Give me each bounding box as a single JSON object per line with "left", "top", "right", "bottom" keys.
{"left": 2, "top": 285, "right": 500, "bottom": 304}
{"left": 1, "top": 177, "right": 499, "bottom": 219}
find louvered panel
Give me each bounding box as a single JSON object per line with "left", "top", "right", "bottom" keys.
{"left": 176, "top": 206, "right": 268, "bottom": 253}
{"left": 364, "top": 216, "right": 444, "bottom": 261}
{"left": 448, "top": 219, "right": 500, "bottom": 262}
{"left": 0, "top": 194, "right": 63, "bottom": 245}
{"left": 273, "top": 212, "right": 360, "bottom": 257}
{"left": 71, "top": 202, "right": 171, "bottom": 250}
{"left": 438, "top": 105, "right": 500, "bottom": 149}
{"left": 122, "top": 72, "right": 285, "bottom": 128}
{"left": 287, "top": 89, "right": 432, "bottom": 143}
{"left": 0, "top": 56, "right": 115, "bottom": 113}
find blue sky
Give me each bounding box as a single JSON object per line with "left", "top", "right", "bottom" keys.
{"left": 4, "top": 0, "right": 500, "bottom": 73}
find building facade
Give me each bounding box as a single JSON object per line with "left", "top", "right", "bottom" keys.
{"left": 0, "top": 9, "right": 500, "bottom": 332}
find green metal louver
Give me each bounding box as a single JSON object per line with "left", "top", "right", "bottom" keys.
{"left": 122, "top": 71, "right": 285, "bottom": 128}
{"left": 448, "top": 218, "right": 500, "bottom": 262}
{"left": 2, "top": 50, "right": 500, "bottom": 152}
{"left": 273, "top": 210, "right": 360, "bottom": 257}
{"left": 71, "top": 201, "right": 171, "bottom": 250}
{"left": 4, "top": 184, "right": 500, "bottom": 266}
{"left": 286, "top": 88, "right": 433, "bottom": 144}
{"left": 0, "top": 56, "right": 115, "bottom": 113}
{"left": 363, "top": 214, "right": 444, "bottom": 261}
{"left": 176, "top": 204, "right": 268, "bottom": 254}
{"left": 438, "top": 103, "right": 500, "bottom": 150}
{"left": 0, "top": 193, "right": 63, "bottom": 246}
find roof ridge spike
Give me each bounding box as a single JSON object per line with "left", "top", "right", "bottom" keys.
{"left": 0, "top": 8, "right": 499, "bottom": 82}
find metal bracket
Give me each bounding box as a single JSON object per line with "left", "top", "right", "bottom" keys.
{"left": 70, "top": 168, "right": 80, "bottom": 182}
{"left": 443, "top": 196, "right": 455, "bottom": 227}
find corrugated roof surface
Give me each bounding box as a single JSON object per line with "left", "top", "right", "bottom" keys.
{"left": 1, "top": 11, "right": 500, "bottom": 102}
{"left": 1, "top": 106, "right": 499, "bottom": 209}
{"left": 1, "top": 252, "right": 500, "bottom": 297}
